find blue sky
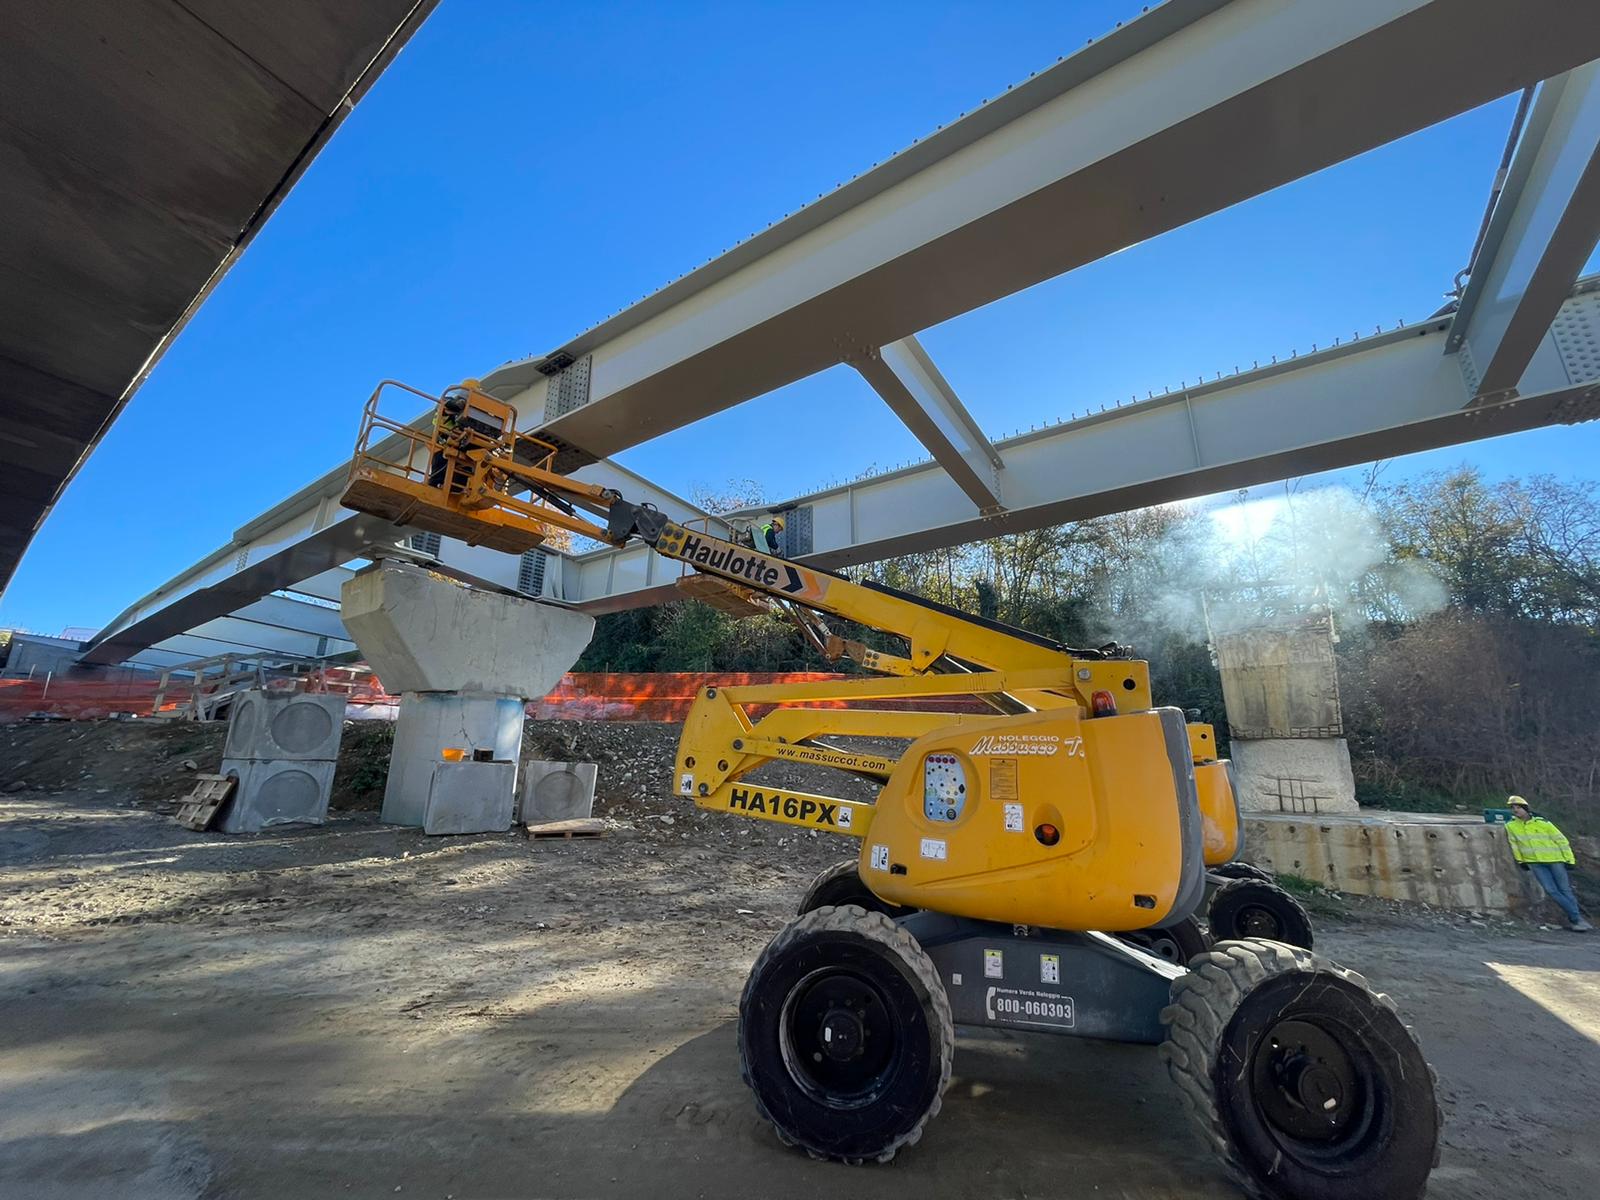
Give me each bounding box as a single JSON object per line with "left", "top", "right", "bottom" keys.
{"left": 4, "top": 0, "right": 1598, "bottom": 635}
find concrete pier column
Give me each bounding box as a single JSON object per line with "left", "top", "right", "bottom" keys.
{"left": 383, "top": 692, "right": 527, "bottom": 826}
{"left": 1230, "top": 737, "right": 1358, "bottom": 815}
{"left": 340, "top": 561, "right": 594, "bottom": 828}
{"left": 1214, "top": 615, "right": 1358, "bottom": 815}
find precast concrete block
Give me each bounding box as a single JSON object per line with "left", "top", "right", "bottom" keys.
{"left": 382, "top": 692, "right": 526, "bottom": 827}
{"left": 217, "top": 757, "right": 335, "bottom": 833}
{"left": 224, "top": 690, "right": 346, "bottom": 761}
{"left": 520, "top": 760, "right": 598, "bottom": 824}
{"left": 424, "top": 760, "right": 517, "bottom": 835}
{"left": 340, "top": 560, "right": 594, "bottom": 697}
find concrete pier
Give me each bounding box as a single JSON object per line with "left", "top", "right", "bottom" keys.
{"left": 1215, "top": 616, "right": 1358, "bottom": 814}
{"left": 383, "top": 693, "right": 525, "bottom": 827}
{"left": 1231, "top": 738, "right": 1359, "bottom": 815}
{"left": 340, "top": 561, "right": 594, "bottom": 828}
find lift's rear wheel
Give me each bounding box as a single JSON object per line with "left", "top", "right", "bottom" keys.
{"left": 1211, "top": 861, "right": 1275, "bottom": 884}
{"left": 739, "top": 905, "right": 953, "bottom": 1163}
{"left": 1161, "top": 940, "right": 1441, "bottom": 1200}
{"left": 797, "top": 858, "right": 916, "bottom": 919}
{"left": 1118, "top": 916, "right": 1211, "bottom": 964}
{"left": 1208, "top": 878, "right": 1314, "bottom": 950}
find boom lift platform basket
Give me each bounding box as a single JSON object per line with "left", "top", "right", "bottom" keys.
{"left": 343, "top": 380, "right": 615, "bottom": 557}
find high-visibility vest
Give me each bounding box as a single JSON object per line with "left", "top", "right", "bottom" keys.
{"left": 1505, "top": 816, "right": 1574, "bottom": 865}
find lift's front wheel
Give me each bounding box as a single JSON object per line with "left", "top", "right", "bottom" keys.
{"left": 1161, "top": 940, "right": 1441, "bottom": 1200}
{"left": 1208, "top": 878, "right": 1314, "bottom": 949}
{"left": 739, "top": 905, "right": 953, "bottom": 1163}
{"left": 796, "top": 859, "right": 917, "bottom": 919}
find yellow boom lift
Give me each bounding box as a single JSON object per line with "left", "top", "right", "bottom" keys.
{"left": 343, "top": 382, "right": 1442, "bottom": 1200}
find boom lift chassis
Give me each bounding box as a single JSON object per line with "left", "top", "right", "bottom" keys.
{"left": 343, "top": 382, "right": 1442, "bottom": 1199}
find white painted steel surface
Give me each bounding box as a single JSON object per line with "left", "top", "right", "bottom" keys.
{"left": 485, "top": 0, "right": 1600, "bottom": 466}
{"left": 1448, "top": 64, "right": 1600, "bottom": 398}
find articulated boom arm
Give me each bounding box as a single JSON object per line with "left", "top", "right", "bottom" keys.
{"left": 592, "top": 498, "right": 1171, "bottom": 836}
{"left": 341, "top": 382, "right": 1195, "bottom": 844}
{"left": 604, "top": 499, "right": 1128, "bottom": 680}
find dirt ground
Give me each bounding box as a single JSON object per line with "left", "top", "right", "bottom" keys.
{"left": 2, "top": 719, "right": 1598, "bottom": 1200}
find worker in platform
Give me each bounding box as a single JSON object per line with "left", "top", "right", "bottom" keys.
{"left": 428, "top": 392, "right": 467, "bottom": 489}
{"left": 757, "top": 514, "right": 786, "bottom": 556}
{"left": 1505, "top": 796, "right": 1591, "bottom": 931}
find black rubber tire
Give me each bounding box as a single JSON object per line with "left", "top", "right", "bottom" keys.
{"left": 1211, "top": 861, "right": 1275, "bottom": 884}
{"left": 739, "top": 905, "right": 953, "bottom": 1163}
{"left": 1208, "top": 878, "right": 1315, "bottom": 950}
{"left": 1118, "top": 916, "right": 1212, "bottom": 965}
{"left": 797, "top": 858, "right": 916, "bottom": 920}
{"left": 1160, "top": 940, "right": 1441, "bottom": 1200}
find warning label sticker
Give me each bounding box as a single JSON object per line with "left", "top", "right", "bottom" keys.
{"left": 1040, "top": 954, "right": 1061, "bottom": 985}
{"left": 1003, "top": 802, "right": 1024, "bottom": 833}
{"left": 680, "top": 773, "right": 694, "bottom": 795}
{"left": 920, "top": 837, "right": 947, "bottom": 861}
{"left": 983, "top": 949, "right": 1004, "bottom": 979}
{"left": 990, "top": 758, "right": 1019, "bottom": 801}
{"left": 869, "top": 844, "right": 889, "bottom": 872}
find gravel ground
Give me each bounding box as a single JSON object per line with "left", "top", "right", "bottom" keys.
{"left": 2, "top": 719, "right": 1598, "bottom": 1199}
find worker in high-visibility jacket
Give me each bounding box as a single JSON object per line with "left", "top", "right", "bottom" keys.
{"left": 1505, "top": 797, "right": 1591, "bottom": 931}
{"left": 428, "top": 393, "right": 467, "bottom": 490}
{"left": 757, "top": 514, "right": 786, "bottom": 556}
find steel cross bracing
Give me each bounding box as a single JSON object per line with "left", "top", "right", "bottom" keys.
{"left": 79, "top": 0, "right": 1600, "bottom": 666}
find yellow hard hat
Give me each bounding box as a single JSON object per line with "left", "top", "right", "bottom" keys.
{"left": 1508, "top": 795, "right": 1530, "bottom": 809}
{"left": 771, "top": 515, "right": 786, "bottom": 530}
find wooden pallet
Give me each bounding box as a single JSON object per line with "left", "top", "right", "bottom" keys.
{"left": 175, "top": 774, "right": 236, "bottom": 831}
{"left": 524, "top": 818, "right": 606, "bottom": 840}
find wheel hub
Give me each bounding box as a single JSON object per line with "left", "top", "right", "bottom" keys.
{"left": 1291, "top": 1060, "right": 1346, "bottom": 1114}
{"left": 1252, "top": 1018, "right": 1364, "bottom": 1144}
{"left": 1238, "top": 905, "right": 1282, "bottom": 939}
{"left": 820, "top": 1008, "right": 866, "bottom": 1061}
{"left": 778, "top": 966, "right": 900, "bottom": 1108}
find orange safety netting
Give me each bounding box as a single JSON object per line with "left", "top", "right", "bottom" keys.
{"left": 1, "top": 670, "right": 991, "bottom": 724}
{"left": 0, "top": 676, "right": 188, "bottom": 722}
{"left": 528, "top": 671, "right": 843, "bottom": 722}
{"left": 527, "top": 672, "right": 992, "bottom": 721}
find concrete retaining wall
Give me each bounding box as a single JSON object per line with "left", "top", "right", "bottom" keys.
{"left": 1245, "top": 812, "right": 1532, "bottom": 912}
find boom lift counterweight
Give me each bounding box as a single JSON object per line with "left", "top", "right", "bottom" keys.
{"left": 341, "top": 382, "right": 1442, "bottom": 1200}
